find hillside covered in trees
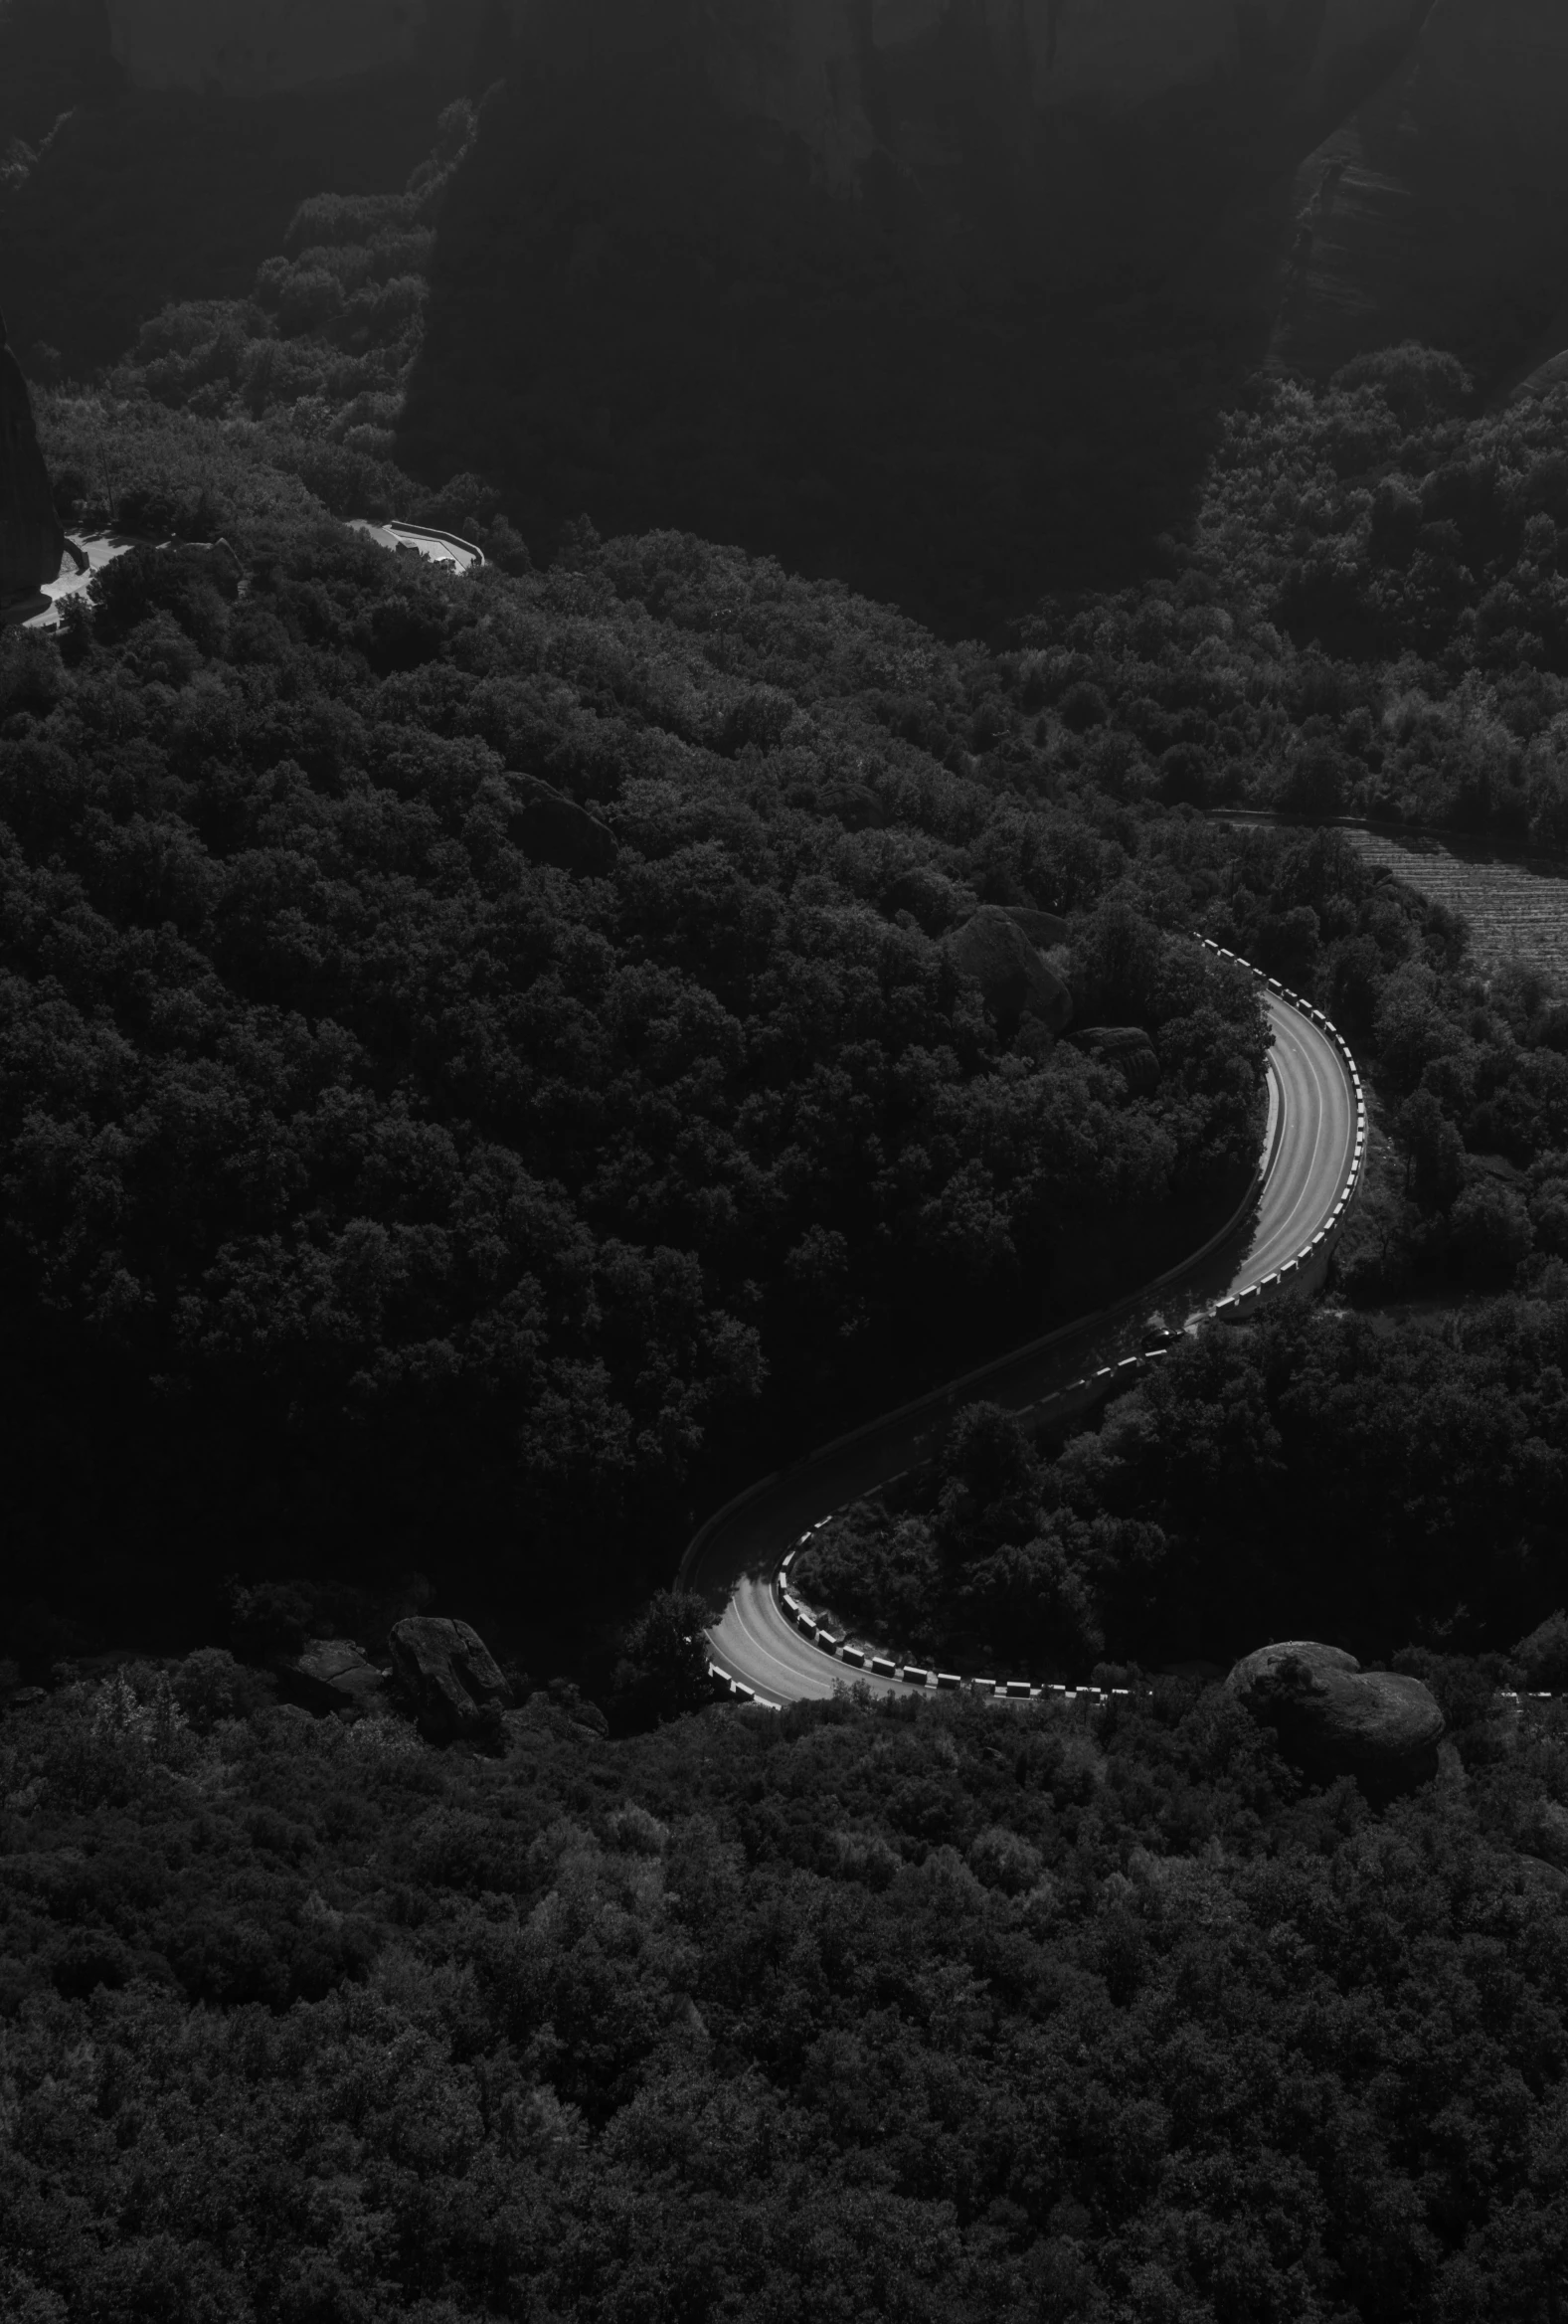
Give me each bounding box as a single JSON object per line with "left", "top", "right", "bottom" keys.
{"left": 59, "top": 170, "right": 1568, "bottom": 859}
{"left": 794, "top": 1281, "right": 1568, "bottom": 1682}
{"left": 5, "top": 114, "right": 1568, "bottom": 1685}
{"left": 1, "top": 412, "right": 1277, "bottom": 1678}
{"left": 7, "top": 1656, "right": 1568, "bottom": 2324}
{"left": 1020, "top": 347, "right": 1568, "bottom": 851}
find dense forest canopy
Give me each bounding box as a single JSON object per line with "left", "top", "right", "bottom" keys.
{"left": 0, "top": 467, "right": 1274, "bottom": 1676}
{"left": 794, "top": 1286, "right": 1568, "bottom": 1680}
{"left": 7, "top": 1661, "right": 1568, "bottom": 2323}
{"left": 1022, "top": 348, "right": 1568, "bottom": 849}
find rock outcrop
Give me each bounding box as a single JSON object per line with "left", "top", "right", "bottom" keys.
{"left": 273, "top": 1637, "right": 390, "bottom": 1718}
{"left": 1273, "top": 0, "right": 1568, "bottom": 382}
{"left": 472, "top": 0, "right": 1448, "bottom": 325}
{"left": 0, "top": 313, "right": 65, "bottom": 604}
{"left": 1514, "top": 351, "right": 1568, "bottom": 407}
{"left": 947, "top": 906, "right": 1072, "bottom": 1035}
{"left": 1227, "top": 1640, "right": 1445, "bottom": 1796}
{"left": 508, "top": 774, "right": 616, "bottom": 875}
{"left": 389, "top": 1614, "right": 512, "bottom": 1741}
{"left": 1005, "top": 907, "right": 1072, "bottom": 951}
{"left": 400, "top": 0, "right": 1477, "bottom": 627}
{"left": 76, "top": 4, "right": 1568, "bottom": 624}
{"left": 1070, "top": 1024, "right": 1159, "bottom": 1096}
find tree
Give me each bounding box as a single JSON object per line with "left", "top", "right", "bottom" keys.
{"left": 1398, "top": 1088, "right": 1465, "bottom": 1207}
{"left": 610, "top": 1588, "right": 716, "bottom": 1728}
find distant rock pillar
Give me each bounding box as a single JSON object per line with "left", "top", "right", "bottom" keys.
{"left": 0, "top": 310, "right": 66, "bottom": 602}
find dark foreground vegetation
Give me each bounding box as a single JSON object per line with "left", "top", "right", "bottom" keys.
{"left": 7, "top": 1663, "right": 1568, "bottom": 2324}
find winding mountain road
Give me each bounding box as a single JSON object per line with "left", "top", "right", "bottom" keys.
{"left": 682, "top": 972, "right": 1361, "bottom": 1705}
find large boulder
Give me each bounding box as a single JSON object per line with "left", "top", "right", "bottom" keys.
{"left": 947, "top": 906, "right": 1072, "bottom": 1034}
{"left": 1512, "top": 349, "right": 1568, "bottom": 407}
{"left": 1006, "top": 907, "right": 1072, "bottom": 951}
{"left": 274, "top": 1637, "right": 390, "bottom": 1719}
{"left": 0, "top": 312, "right": 65, "bottom": 604}
{"left": 507, "top": 774, "right": 616, "bottom": 875}
{"left": 389, "top": 1615, "right": 512, "bottom": 1742}
{"left": 1227, "top": 1640, "right": 1444, "bottom": 1796}
{"left": 1070, "top": 1024, "right": 1159, "bottom": 1096}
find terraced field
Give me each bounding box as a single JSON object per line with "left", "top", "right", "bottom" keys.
{"left": 1342, "top": 832, "right": 1568, "bottom": 985}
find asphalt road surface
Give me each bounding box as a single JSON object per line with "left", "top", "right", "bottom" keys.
{"left": 347, "top": 519, "right": 485, "bottom": 572}
{"left": 685, "top": 985, "right": 1359, "bottom": 1705}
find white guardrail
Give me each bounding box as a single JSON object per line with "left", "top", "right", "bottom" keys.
{"left": 706, "top": 939, "right": 1369, "bottom": 1707}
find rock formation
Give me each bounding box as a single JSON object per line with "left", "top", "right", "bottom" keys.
{"left": 1005, "top": 907, "right": 1072, "bottom": 951}
{"left": 1227, "top": 1640, "right": 1445, "bottom": 1796}
{"left": 947, "top": 906, "right": 1072, "bottom": 1035}
{"left": 492, "top": 0, "right": 1458, "bottom": 331}
{"left": 0, "top": 312, "right": 65, "bottom": 604}
{"left": 88, "top": 1, "right": 1568, "bottom": 614}
{"left": 1272, "top": 0, "right": 1568, "bottom": 382}
{"left": 273, "top": 1637, "right": 390, "bottom": 1718}
{"left": 388, "top": 1614, "right": 512, "bottom": 1741}
{"left": 1512, "top": 351, "right": 1568, "bottom": 408}
{"left": 399, "top": 0, "right": 1479, "bottom": 626}
{"left": 1070, "top": 1025, "right": 1160, "bottom": 1096}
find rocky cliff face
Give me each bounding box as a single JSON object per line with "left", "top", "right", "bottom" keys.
{"left": 0, "top": 316, "right": 65, "bottom": 604}
{"left": 702, "top": 0, "right": 1431, "bottom": 191}
{"left": 102, "top": 0, "right": 1431, "bottom": 149}
{"left": 1273, "top": 0, "right": 1568, "bottom": 380}
{"left": 88, "top": 2, "right": 1568, "bottom": 358}
{"left": 399, "top": 0, "right": 1450, "bottom": 626}
{"left": 90, "top": 0, "right": 1568, "bottom": 621}
{"left": 494, "top": 0, "right": 1437, "bottom": 292}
